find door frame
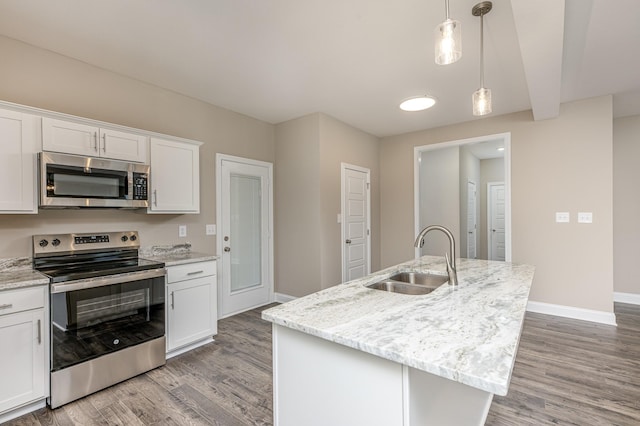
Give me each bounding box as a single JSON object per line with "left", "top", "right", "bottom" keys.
{"left": 341, "top": 163, "right": 371, "bottom": 283}
{"left": 487, "top": 181, "right": 505, "bottom": 261}
{"left": 215, "top": 153, "right": 274, "bottom": 318}
{"left": 413, "top": 132, "right": 512, "bottom": 261}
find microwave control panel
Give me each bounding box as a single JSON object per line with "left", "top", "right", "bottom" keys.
{"left": 133, "top": 172, "right": 148, "bottom": 200}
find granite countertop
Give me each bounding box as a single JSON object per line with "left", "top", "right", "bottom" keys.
{"left": 139, "top": 244, "right": 218, "bottom": 267}
{"left": 0, "top": 257, "right": 49, "bottom": 291}
{"left": 262, "top": 255, "right": 535, "bottom": 396}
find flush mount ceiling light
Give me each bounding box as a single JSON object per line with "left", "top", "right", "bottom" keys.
{"left": 399, "top": 96, "right": 437, "bottom": 111}
{"left": 435, "top": 0, "right": 462, "bottom": 65}
{"left": 472, "top": 1, "right": 492, "bottom": 116}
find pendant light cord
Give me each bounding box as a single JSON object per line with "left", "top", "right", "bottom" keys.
{"left": 479, "top": 12, "right": 485, "bottom": 88}
{"left": 445, "top": 0, "right": 450, "bottom": 20}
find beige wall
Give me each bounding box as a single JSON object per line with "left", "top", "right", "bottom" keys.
{"left": 381, "top": 96, "right": 614, "bottom": 313}
{"left": 274, "top": 114, "right": 322, "bottom": 297}
{"left": 479, "top": 158, "right": 504, "bottom": 260}
{"left": 613, "top": 115, "right": 640, "bottom": 294}
{"left": 0, "top": 36, "right": 275, "bottom": 258}
{"left": 275, "top": 113, "right": 379, "bottom": 296}
{"left": 319, "top": 113, "right": 380, "bottom": 289}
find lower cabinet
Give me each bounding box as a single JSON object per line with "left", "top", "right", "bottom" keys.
{"left": 166, "top": 261, "right": 217, "bottom": 356}
{"left": 0, "top": 286, "right": 48, "bottom": 418}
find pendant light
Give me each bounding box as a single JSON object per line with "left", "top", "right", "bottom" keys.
{"left": 434, "top": 0, "right": 462, "bottom": 65}
{"left": 472, "top": 1, "right": 492, "bottom": 116}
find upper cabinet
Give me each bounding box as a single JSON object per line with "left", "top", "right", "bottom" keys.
{"left": 0, "top": 108, "right": 39, "bottom": 214}
{"left": 42, "top": 117, "right": 148, "bottom": 163}
{"left": 148, "top": 138, "right": 200, "bottom": 214}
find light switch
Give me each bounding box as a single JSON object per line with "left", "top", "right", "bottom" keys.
{"left": 555, "top": 212, "right": 570, "bottom": 223}
{"left": 206, "top": 224, "right": 216, "bottom": 235}
{"left": 578, "top": 212, "right": 593, "bottom": 223}
{"left": 179, "top": 225, "right": 187, "bottom": 237}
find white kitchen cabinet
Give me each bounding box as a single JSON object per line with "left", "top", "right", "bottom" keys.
{"left": 0, "top": 109, "right": 39, "bottom": 213}
{"left": 148, "top": 137, "right": 200, "bottom": 214}
{"left": 42, "top": 117, "right": 148, "bottom": 163}
{"left": 0, "top": 286, "right": 48, "bottom": 418}
{"left": 166, "top": 261, "right": 217, "bottom": 356}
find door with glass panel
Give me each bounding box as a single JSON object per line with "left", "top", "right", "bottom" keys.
{"left": 217, "top": 154, "right": 273, "bottom": 318}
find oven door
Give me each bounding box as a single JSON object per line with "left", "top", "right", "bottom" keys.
{"left": 50, "top": 268, "right": 165, "bottom": 372}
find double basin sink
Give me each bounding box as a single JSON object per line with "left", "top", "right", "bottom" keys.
{"left": 367, "top": 271, "right": 448, "bottom": 295}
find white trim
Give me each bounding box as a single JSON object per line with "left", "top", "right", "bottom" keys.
{"left": 274, "top": 292, "right": 298, "bottom": 303}
{"left": 613, "top": 292, "right": 640, "bottom": 305}
{"left": 166, "top": 337, "right": 214, "bottom": 359}
{"left": 341, "top": 163, "right": 372, "bottom": 283}
{"left": 0, "top": 399, "right": 47, "bottom": 424}
{"left": 215, "top": 153, "right": 274, "bottom": 319}
{"left": 526, "top": 301, "right": 617, "bottom": 326}
{"left": 414, "top": 132, "right": 511, "bottom": 261}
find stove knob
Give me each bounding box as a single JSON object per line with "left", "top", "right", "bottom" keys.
{"left": 130, "top": 234, "right": 137, "bottom": 242}
{"left": 51, "top": 239, "right": 61, "bottom": 247}
{"left": 121, "top": 235, "right": 129, "bottom": 242}
{"left": 38, "top": 239, "right": 48, "bottom": 247}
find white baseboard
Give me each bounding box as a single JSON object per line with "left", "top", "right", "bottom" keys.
{"left": 613, "top": 292, "right": 640, "bottom": 305}
{"left": 526, "top": 301, "right": 617, "bottom": 326}
{"left": 274, "top": 293, "right": 297, "bottom": 303}
{"left": 0, "top": 399, "right": 46, "bottom": 423}
{"left": 166, "top": 337, "right": 214, "bottom": 359}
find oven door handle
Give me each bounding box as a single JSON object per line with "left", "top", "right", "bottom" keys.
{"left": 50, "top": 268, "right": 166, "bottom": 294}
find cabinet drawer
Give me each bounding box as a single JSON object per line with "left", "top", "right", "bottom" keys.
{"left": 167, "top": 261, "right": 216, "bottom": 284}
{"left": 0, "top": 286, "right": 46, "bottom": 316}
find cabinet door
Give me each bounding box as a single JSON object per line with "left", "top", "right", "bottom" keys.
{"left": 100, "top": 128, "right": 148, "bottom": 163}
{"left": 0, "top": 310, "right": 46, "bottom": 414}
{"left": 42, "top": 117, "right": 99, "bottom": 157}
{"left": 149, "top": 138, "right": 200, "bottom": 213}
{"left": 166, "top": 275, "right": 216, "bottom": 351}
{"left": 0, "top": 109, "right": 39, "bottom": 213}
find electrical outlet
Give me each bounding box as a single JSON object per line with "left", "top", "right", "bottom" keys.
{"left": 206, "top": 224, "right": 216, "bottom": 235}
{"left": 578, "top": 212, "right": 593, "bottom": 223}
{"left": 179, "top": 225, "right": 187, "bottom": 237}
{"left": 555, "top": 212, "right": 570, "bottom": 223}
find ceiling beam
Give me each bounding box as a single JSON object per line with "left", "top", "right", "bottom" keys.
{"left": 511, "top": 0, "right": 565, "bottom": 121}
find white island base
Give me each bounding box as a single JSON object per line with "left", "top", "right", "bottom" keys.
{"left": 273, "top": 325, "right": 493, "bottom": 426}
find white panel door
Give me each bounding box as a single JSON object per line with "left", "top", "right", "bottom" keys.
{"left": 342, "top": 164, "right": 370, "bottom": 282}
{"left": 217, "top": 155, "right": 273, "bottom": 318}
{"left": 488, "top": 183, "right": 506, "bottom": 261}
{"left": 467, "top": 181, "right": 477, "bottom": 259}
{"left": 100, "top": 128, "right": 148, "bottom": 163}
{"left": 42, "top": 117, "right": 99, "bottom": 157}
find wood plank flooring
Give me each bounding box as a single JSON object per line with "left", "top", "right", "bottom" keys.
{"left": 6, "top": 303, "right": 640, "bottom": 425}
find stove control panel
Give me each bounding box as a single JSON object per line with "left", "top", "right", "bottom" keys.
{"left": 33, "top": 231, "right": 140, "bottom": 255}
{"left": 75, "top": 235, "right": 110, "bottom": 244}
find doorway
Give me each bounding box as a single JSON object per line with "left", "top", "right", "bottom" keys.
{"left": 413, "top": 133, "right": 511, "bottom": 261}
{"left": 488, "top": 182, "right": 506, "bottom": 261}
{"left": 216, "top": 154, "right": 273, "bottom": 318}
{"left": 341, "top": 163, "right": 371, "bottom": 282}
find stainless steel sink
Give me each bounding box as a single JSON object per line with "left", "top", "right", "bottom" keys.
{"left": 366, "top": 271, "right": 448, "bottom": 295}
{"left": 388, "top": 271, "right": 449, "bottom": 287}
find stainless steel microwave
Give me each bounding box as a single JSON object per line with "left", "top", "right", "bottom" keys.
{"left": 39, "top": 152, "right": 149, "bottom": 208}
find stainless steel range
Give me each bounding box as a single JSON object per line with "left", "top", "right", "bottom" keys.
{"left": 33, "top": 231, "right": 166, "bottom": 408}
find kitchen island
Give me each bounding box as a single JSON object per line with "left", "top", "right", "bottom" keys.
{"left": 262, "top": 255, "right": 535, "bottom": 426}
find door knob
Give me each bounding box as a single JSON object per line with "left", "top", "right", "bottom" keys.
{"left": 345, "top": 239, "right": 352, "bottom": 244}
{"left": 224, "top": 246, "right": 231, "bottom": 252}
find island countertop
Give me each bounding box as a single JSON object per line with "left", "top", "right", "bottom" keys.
{"left": 262, "top": 255, "right": 535, "bottom": 396}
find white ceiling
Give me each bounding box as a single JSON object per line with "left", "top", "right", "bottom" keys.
{"left": 0, "top": 0, "right": 638, "bottom": 137}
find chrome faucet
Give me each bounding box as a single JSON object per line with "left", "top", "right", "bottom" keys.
{"left": 414, "top": 225, "right": 458, "bottom": 287}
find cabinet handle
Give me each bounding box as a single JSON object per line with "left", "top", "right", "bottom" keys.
{"left": 0, "top": 303, "right": 12, "bottom": 310}
{"left": 171, "top": 291, "right": 175, "bottom": 309}
{"left": 102, "top": 133, "right": 107, "bottom": 152}
{"left": 93, "top": 132, "right": 98, "bottom": 151}
{"left": 37, "top": 319, "right": 42, "bottom": 345}
{"left": 153, "top": 189, "right": 158, "bottom": 207}
{"left": 187, "top": 270, "right": 204, "bottom": 276}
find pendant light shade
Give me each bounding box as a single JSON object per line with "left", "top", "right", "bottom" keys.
{"left": 472, "top": 87, "right": 492, "bottom": 116}
{"left": 434, "top": 0, "right": 461, "bottom": 65}
{"left": 472, "top": 2, "right": 492, "bottom": 116}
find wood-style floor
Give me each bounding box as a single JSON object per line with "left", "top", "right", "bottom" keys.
{"left": 6, "top": 303, "right": 640, "bottom": 425}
